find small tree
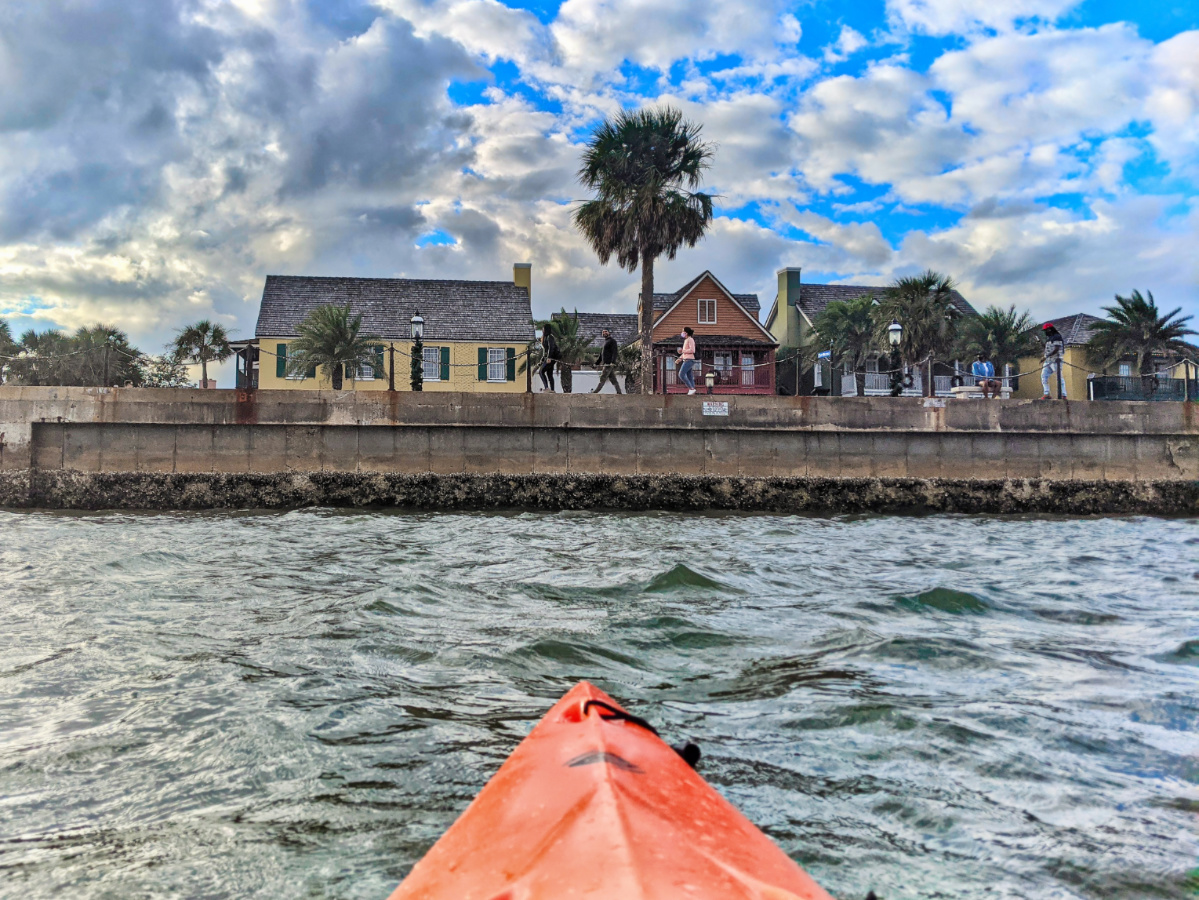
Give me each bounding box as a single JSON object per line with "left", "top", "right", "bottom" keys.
{"left": 956, "top": 305, "right": 1038, "bottom": 382}
{"left": 286, "top": 303, "right": 379, "bottom": 391}
{"left": 811, "top": 294, "right": 877, "bottom": 396}
{"left": 1087, "top": 290, "right": 1196, "bottom": 377}
{"left": 873, "top": 270, "right": 961, "bottom": 396}
{"left": 410, "top": 333, "right": 424, "bottom": 392}
{"left": 544, "top": 309, "right": 596, "bottom": 393}
{"left": 173, "top": 320, "right": 232, "bottom": 387}
{"left": 574, "top": 106, "right": 715, "bottom": 393}
{"left": 616, "top": 343, "right": 641, "bottom": 394}
{"left": 71, "top": 324, "right": 143, "bottom": 386}
{"left": 142, "top": 353, "right": 194, "bottom": 388}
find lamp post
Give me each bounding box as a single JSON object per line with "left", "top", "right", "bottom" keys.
{"left": 410, "top": 311, "right": 424, "bottom": 392}
{"left": 888, "top": 320, "right": 904, "bottom": 397}
{"left": 704, "top": 369, "right": 716, "bottom": 394}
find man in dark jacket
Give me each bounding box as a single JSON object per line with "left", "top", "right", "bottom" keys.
{"left": 592, "top": 329, "right": 622, "bottom": 394}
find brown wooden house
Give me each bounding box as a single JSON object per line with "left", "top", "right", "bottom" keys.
{"left": 642, "top": 270, "right": 778, "bottom": 394}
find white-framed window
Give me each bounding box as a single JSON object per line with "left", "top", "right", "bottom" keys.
{"left": 712, "top": 351, "right": 733, "bottom": 373}
{"left": 741, "top": 352, "right": 755, "bottom": 385}
{"left": 866, "top": 357, "right": 879, "bottom": 374}
{"left": 698, "top": 297, "right": 717, "bottom": 324}
{"left": 423, "top": 347, "right": 442, "bottom": 381}
{"left": 1119, "top": 363, "right": 1131, "bottom": 377}
{"left": 487, "top": 347, "right": 507, "bottom": 382}
{"left": 358, "top": 362, "right": 375, "bottom": 380}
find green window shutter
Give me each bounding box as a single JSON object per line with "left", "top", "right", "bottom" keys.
{"left": 506, "top": 347, "right": 516, "bottom": 381}
{"left": 373, "top": 345, "right": 385, "bottom": 377}
{"left": 276, "top": 343, "right": 286, "bottom": 378}
{"left": 478, "top": 347, "right": 487, "bottom": 381}
{"left": 307, "top": 361, "right": 317, "bottom": 379}
{"left": 440, "top": 347, "right": 449, "bottom": 382}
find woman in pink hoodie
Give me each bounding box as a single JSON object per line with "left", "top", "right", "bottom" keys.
{"left": 677, "top": 327, "right": 697, "bottom": 395}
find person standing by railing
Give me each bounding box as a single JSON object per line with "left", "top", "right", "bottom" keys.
{"left": 539, "top": 326, "right": 559, "bottom": 392}
{"left": 1040, "top": 323, "right": 1066, "bottom": 400}
{"left": 677, "top": 327, "right": 697, "bottom": 395}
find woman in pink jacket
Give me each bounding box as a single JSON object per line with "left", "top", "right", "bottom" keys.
{"left": 677, "top": 327, "right": 697, "bottom": 395}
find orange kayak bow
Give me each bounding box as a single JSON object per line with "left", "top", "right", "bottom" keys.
{"left": 388, "top": 680, "right": 834, "bottom": 900}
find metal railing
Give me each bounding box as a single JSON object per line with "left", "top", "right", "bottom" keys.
{"left": 1089, "top": 375, "right": 1194, "bottom": 402}
{"left": 663, "top": 359, "right": 773, "bottom": 391}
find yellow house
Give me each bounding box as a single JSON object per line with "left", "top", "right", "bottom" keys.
{"left": 1015, "top": 313, "right": 1199, "bottom": 400}
{"left": 236, "top": 264, "right": 535, "bottom": 392}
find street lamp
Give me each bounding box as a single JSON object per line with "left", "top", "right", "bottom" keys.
{"left": 704, "top": 369, "right": 716, "bottom": 394}
{"left": 410, "top": 311, "right": 425, "bottom": 392}
{"left": 888, "top": 320, "right": 904, "bottom": 397}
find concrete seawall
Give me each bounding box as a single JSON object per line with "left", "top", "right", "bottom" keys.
{"left": 1, "top": 386, "right": 1196, "bottom": 513}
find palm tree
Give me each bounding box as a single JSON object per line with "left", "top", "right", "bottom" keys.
{"left": 615, "top": 343, "right": 641, "bottom": 394}
{"left": 956, "top": 305, "right": 1039, "bottom": 383}
{"left": 286, "top": 303, "right": 380, "bottom": 390}
{"left": 574, "top": 106, "right": 715, "bottom": 393}
{"left": 173, "top": 320, "right": 232, "bottom": 388}
{"left": 14, "top": 329, "right": 74, "bottom": 385}
{"left": 0, "top": 319, "right": 14, "bottom": 383}
{"left": 811, "top": 294, "right": 877, "bottom": 396}
{"left": 545, "top": 309, "right": 597, "bottom": 393}
{"left": 1087, "top": 290, "right": 1196, "bottom": 378}
{"left": 873, "top": 270, "right": 961, "bottom": 396}
{"left": 71, "top": 324, "right": 143, "bottom": 386}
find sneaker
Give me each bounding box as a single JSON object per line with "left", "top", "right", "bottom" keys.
{"left": 1040, "top": 394, "right": 1050, "bottom": 400}
{"left": 687, "top": 388, "right": 696, "bottom": 395}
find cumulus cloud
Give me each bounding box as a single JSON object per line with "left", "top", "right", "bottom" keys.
{"left": 0, "top": 0, "right": 1195, "bottom": 360}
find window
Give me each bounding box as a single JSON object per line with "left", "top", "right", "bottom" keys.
{"left": 698, "top": 297, "right": 717, "bottom": 324}
{"left": 813, "top": 362, "right": 823, "bottom": 388}
{"left": 865, "top": 358, "right": 879, "bottom": 374}
{"left": 1119, "top": 363, "right": 1131, "bottom": 377}
{"left": 358, "top": 361, "right": 375, "bottom": 380}
{"left": 741, "top": 352, "right": 755, "bottom": 386}
{"left": 487, "top": 347, "right": 507, "bottom": 382}
{"left": 423, "top": 346, "right": 441, "bottom": 381}
{"left": 712, "top": 351, "right": 733, "bottom": 374}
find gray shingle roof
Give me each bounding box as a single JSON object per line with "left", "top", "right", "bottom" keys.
{"left": 1036, "top": 312, "right": 1104, "bottom": 346}
{"left": 552, "top": 312, "right": 639, "bottom": 348}
{"left": 255, "top": 275, "right": 534, "bottom": 343}
{"left": 795, "top": 283, "right": 977, "bottom": 321}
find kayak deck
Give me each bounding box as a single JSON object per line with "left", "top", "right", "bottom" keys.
{"left": 389, "top": 681, "right": 833, "bottom": 900}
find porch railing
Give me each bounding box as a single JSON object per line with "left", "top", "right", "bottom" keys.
{"left": 1089, "top": 375, "right": 1194, "bottom": 402}
{"left": 663, "top": 359, "right": 773, "bottom": 390}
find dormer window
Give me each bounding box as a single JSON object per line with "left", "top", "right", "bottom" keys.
{"left": 698, "top": 297, "right": 716, "bottom": 324}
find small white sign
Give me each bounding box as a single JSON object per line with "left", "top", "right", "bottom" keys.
{"left": 702, "top": 401, "right": 729, "bottom": 416}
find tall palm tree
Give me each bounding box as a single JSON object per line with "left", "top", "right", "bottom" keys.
{"left": 1087, "top": 290, "right": 1196, "bottom": 377}
{"left": 0, "top": 319, "right": 14, "bottom": 383}
{"left": 286, "top": 303, "right": 379, "bottom": 390}
{"left": 574, "top": 106, "right": 715, "bottom": 393}
{"left": 173, "top": 320, "right": 232, "bottom": 387}
{"left": 956, "top": 305, "right": 1039, "bottom": 380}
{"left": 810, "top": 294, "right": 878, "bottom": 396}
{"left": 873, "top": 270, "right": 961, "bottom": 396}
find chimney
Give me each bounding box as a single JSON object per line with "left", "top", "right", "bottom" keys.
{"left": 513, "top": 262, "right": 531, "bottom": 292}
{"left": 777, "top": 267, "right": 801, "bottom": 308}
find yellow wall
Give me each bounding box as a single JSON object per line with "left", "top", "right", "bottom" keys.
{"left": 256, "top": 339, "right": 527, "bottom": 392}
{"left": 1010, "top": 347, "right": 1186, "bottom": 400}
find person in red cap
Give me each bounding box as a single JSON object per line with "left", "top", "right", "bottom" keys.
{"left": 1040, "top": 322, "right": 1066, "bottom": 399}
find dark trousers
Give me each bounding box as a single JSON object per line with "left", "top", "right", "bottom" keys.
{"left": 593, "top": 365, "right": 622, "bottom": 393}
{"left": 539, "top": 360, "right": 556, "bottom": 391}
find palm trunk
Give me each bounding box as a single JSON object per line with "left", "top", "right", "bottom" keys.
{"left": 855, "top": 368, "right": 865, "bottom": 396}
{"left": 639, "top": 253, "right": 654, "bottom": 394}
{"left": 200, "top": 357, "right": 208, "bottom": 387}
{"left": 331, "top": 364, "right": 343, "bottom": 391}
{"left": 561, "top": 364, "right": 573, "bottom": 393}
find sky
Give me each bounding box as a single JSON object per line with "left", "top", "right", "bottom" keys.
{"left": 0, "top": 0, "right": 1196, "bottom": 377}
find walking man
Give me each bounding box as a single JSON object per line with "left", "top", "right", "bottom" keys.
{"left": 539, "top": 326, "right": 559, "bottom": 392}
{"left": 592, "top": 328, "right": 622, "bottom": 394}
{"left": 971, "top": 353, "right": 1001, "bottom": 399}
{"left": 677, "top": 327, "right": 697, "bottom": 395}
{"left": 1040, "top": 322, "right": 1066, "bottom": 400}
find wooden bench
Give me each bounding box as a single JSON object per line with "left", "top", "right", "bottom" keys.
{"left": 950, "top": 384, "right": 1012, "bottom": 400}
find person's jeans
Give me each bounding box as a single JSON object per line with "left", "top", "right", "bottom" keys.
{"left": 539, "top": 360, "right": 555, "bottom": 391}
{"left": 593, "top": 365, "right": 622, "bottom": 393}
{"left": 678, "top": 359, "right": 696, "bottom": 390}
{"left": 1041, "top": 359, "right": 1065, "bottom": 398}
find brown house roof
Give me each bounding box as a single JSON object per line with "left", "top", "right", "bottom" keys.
{"left": 255, "top": 275, "right": 534, "bottom": 343}
{"left": 650, "top": 272, "right": 761, "bottom": 317}
{"left": 1035, "top": 312, "right": 1104, "bottom": 346}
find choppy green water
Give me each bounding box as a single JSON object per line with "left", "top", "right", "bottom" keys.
{"left": 1, "top": 509, "right": 1197, "bottom": 900}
